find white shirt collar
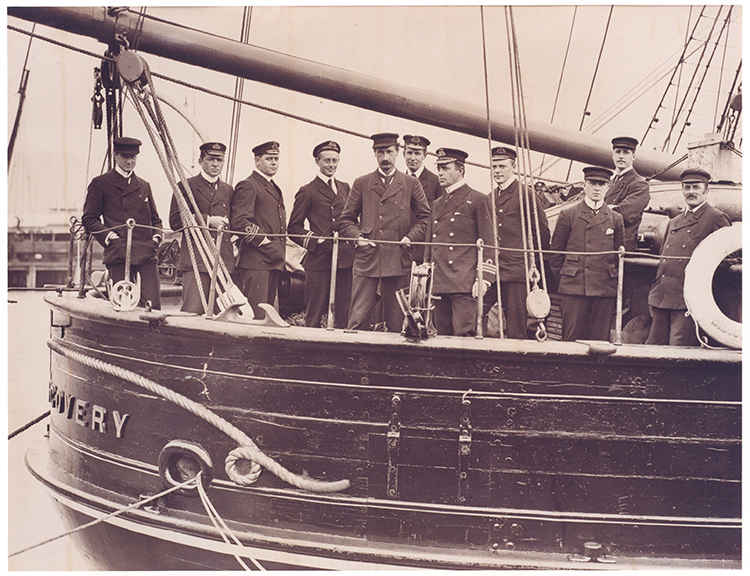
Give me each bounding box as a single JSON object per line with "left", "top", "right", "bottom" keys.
{"left": 409, "top": 164, "right": 425, "bottom": 178}
{"left": 686, "top": 201, "right": 707, "bottom": 214}
{"left": 498, "top": 175, "right": 517, "bottom": 192}
{"left": 615, "top": 166, "right": 633, "bottom": 177}
{"left": 446, "top": 179, "right": 464, "bottom": 194}
{"left": 317, "top": 173, "right": 336, "bottom": 191}
{"left": 584, "top": 196, "right": 604, "bottom": 211}
{"left": 201, "top": 171, "right": 219, "bottom": 184}
{"left": 255, "top": 170, "right": 273, "bottom": 183}
{"left": 115, "top": 165, "right": 133, "bottom": 180}
{"left": 378, "top": 167, "right": 396, "bottom": 178}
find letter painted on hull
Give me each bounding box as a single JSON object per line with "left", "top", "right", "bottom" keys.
{"left": 48, "top": 382, "right": 130, "bottom": 439}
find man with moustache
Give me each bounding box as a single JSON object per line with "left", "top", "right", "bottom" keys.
{"left": 484, "top": 146, "right": 550, "bottom": 339}
{"left": 605, "top": 136, "right": 650, "bottom": 252}
{"left": 425, "top": 148, "right": 495, "bottom": 336}
{"left": 549, "top": 166, "right": 625, "bottom": 342}
{"left": 82, "top": 136, "right": 163, "bottom": 309}
{"left": 288, "top": 140, "right": 355, "bottom": 328}
{"left": 231, "top": 141, "right": 286, "bottom": 318}
{"left": 339, "top": 133, "right": 431, "bottom": 332}
{"left": 403, "top": 134, "right": 443, "bottom": 263}
{"left": 646, "top": 168, "right": 731, "bottom": 346}
{"left": 169, "top": 142, "right": 234, "bottom": 314}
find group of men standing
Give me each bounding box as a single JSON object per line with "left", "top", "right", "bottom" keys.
{"left": 82, "top": 132, "right": 730, "bottom": 347}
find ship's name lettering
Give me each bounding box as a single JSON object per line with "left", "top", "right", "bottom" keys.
{"left": 48, "top": 383, "right": 130, "bottom": 439}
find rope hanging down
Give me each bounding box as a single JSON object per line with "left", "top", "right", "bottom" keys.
{"left": 504, "top": 6, "right": 549, "bottom": 341}
{"left": 119, "top": 50, "right": 251, "bottom": 317}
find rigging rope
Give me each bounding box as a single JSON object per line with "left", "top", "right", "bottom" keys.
{"left": 196, "top": 477, "right": 262, "bottom": 571}
{"left": 564, "top": 5, "right": 613, "bottom": 182}
{"left": 8, "top": 410, "right": 50, "bottom": 440}
{"left": 479, "top": 6, "right": 504, "bottom": 338}
{"left": 539, "top": 6, "right": 577, "bottom": 176}
{"left": 6, "top": 24, "right": 493, "bottom": 173}
{"left": 9, "top": 474, "right": 199, "bottom": 557}
{"left": 227, "top": 7, "right": 253, "bottom": 186}
{"left": 671, "top": 6, "right": 734, "bottom": 153}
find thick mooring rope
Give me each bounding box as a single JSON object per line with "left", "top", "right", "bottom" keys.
{"left": 48, "top": 339, "right": 350, "bottom": 494}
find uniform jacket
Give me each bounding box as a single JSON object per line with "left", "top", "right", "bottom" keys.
{"left": 424, "top": 183, "right": 495, "bottom": 294}
{"left": 287, "top": 176, "right": 355, "bottom": 271}
{"left": 82, "top": 168, "right": 163, "bottom": 266}
{"left": 604, "top": 168, "right": 650, "bottom": 252}
{"left": 230, "top": 170, "right": 286, "bottom": 271}
{"left": 418, "top": 167, "right": 443, "bottom": 206}
{"left": 549, "top": 200, "right": 625, "bottom": 298}
{"left": 489, "top": 180, "right": 551, "bottom": 282}
{"left": 339, "top": 169, "right": 430, "bottom": 278}
{"left": 648, "top": 203, "right": 731, "bottom": 310}
{"left": 169, "top": 174, "right": 235, "bottom": 273}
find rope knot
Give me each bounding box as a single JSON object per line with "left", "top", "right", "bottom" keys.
{"left": 225, "top": 445, "right": 263, "bottom": 486}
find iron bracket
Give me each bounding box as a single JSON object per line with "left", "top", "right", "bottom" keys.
{"left": 386, "top": 394, "right": 402, "bottom": 499}
{"left": 458, "top": 397, "right": 472, "bottom": 504}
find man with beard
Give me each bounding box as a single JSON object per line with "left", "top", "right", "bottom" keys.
{"left": 231, "top": 141, "right": 286, "bottom": 318}
{"left": 339, "top": 133, "right": 430, "bottom": 332}
{"left": 646, "top": 168, "right": 731, "bottom": 346}
{"left": 169, "top": 142, "right": 234, "bottom": 314}
{"left": 605, "top": 136, "right": 650, "bottom": 252}
{"left": 288, "top": 140, "right": 355, "bottom": 328}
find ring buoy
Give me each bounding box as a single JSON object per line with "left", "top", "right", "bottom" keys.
{"left": 683, "top": 222, "right": 741, "bottom": 349}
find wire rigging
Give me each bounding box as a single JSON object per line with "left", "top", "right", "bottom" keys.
{"left": 227, "top": 6, "right": 253, "bottom": 186}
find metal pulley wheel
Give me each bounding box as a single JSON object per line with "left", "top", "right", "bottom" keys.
{"left": 117, "top": 50, "right": 146, "bottom": 83}
{"left": 110, "top": 278, "right": 140, "bottom": 311}
{"left": 526, "top": 287, "right": 551, "bottom": 319}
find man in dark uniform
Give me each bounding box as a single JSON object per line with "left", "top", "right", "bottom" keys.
{"left": 339, "top": 133, "right": 431, "bottom": 332}
{"left": 169, "top": 142, "right": 234, "bottom": 314}
{"left": 484, "top": 146, "right": 550, "bottom": 339}
{"left": 403, "top": 134, "right": 443, "bottom": 263}
{"left": 82, "top": 137, "right": 163, "bottom": 309}
{"left": 288, "top": 140, "right": 355, "bottom": 328}
{"left": 425, "top": 148, "right": 495, "bottom": 336}
{"left": 231, "top": 141, "right": 286, "bottom": 318}
{"left": 549, "top": 166, "right": 625, "bottom": 342}
{"left": 605, "top": 136, "right": 650, "bottom": 252}
{"left": 646, "top": 168, "right": 731, "bottom": 346}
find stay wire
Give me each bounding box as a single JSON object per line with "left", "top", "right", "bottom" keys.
{"left": 479, "top": 6, "right": 504, "bottom": 338}
{"left": 9, "top": 476, "right": 199, "bottom": 558}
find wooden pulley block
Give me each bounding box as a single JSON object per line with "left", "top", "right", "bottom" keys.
{"left": 526, "top": 288, "right": 550, "bottom": 319}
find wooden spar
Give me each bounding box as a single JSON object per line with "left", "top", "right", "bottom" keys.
{"left": 9, "top": 6, "right": 684, "bottom": 180}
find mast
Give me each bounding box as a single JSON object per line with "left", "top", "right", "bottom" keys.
{"left": 9, "top": 6, "right": 685, "bottom": 180}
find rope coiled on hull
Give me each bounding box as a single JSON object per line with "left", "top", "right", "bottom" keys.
{"left": 48, "top": 339, "right": 351, "bottom": 494}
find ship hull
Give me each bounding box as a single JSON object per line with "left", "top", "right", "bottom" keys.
{"left": 34, "top": 292, "right": 741, "bottom": 569}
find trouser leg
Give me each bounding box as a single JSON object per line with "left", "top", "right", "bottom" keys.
{"left": 501, "top": 282, "right": 528, "bottom": 339}
{"left": 334, "top": 267, "right": 353, "bottom": 329}
{"left": 451, "top": 294, "right": 479, "bottom": 337}
{"left": 433, "top": 293, "right": 454, "bottom": 335}
{"left": 587, "top": 297, "right": 616, "bottom": 342}
{"left": 304, "top": 269, "right": 330, "bottom": 328}
{"left": 347, "top": 275, "right": 380, "bottom": 330}
{"left": 646, "top": 306, "right": 671, "bottom": 345}
{"left": 669, "top": 309, "right": 700, "bottom": 346}
{"left": 381, "top": 275, "right": 409, "bottom": 332}
{"left": 240, "top": 268, "right": 279, "bottom": 318}
{"left": 560, "top": 294, "right": 588, "bottom": 341}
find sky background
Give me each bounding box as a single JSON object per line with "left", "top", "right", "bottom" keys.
{"left": 6, "top": 5, "right": 742, "bottom": 229}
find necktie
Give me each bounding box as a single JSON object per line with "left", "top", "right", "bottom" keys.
{"left": 328, "top": 178, "right": 335, "bottom": 193}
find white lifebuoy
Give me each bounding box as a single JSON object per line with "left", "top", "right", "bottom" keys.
{"left": 683, "top": 222, "right": 742, "bottom": 349}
